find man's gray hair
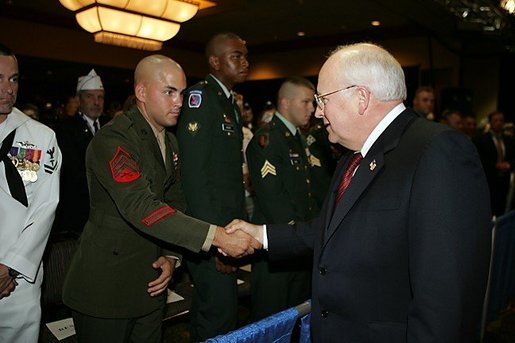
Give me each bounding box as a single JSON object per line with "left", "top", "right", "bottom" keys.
{"left": 330, "top": 43, "right": 407, "bottom": 101}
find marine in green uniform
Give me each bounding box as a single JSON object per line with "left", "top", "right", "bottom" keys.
{"left": 62, "top": 55, "right": 258, "bottom": 343}
{"left": 246, "top": 77, "right": 319, "bottom": 320}
{"left": 176, "top": 32, "right": 249, "bottom": 341}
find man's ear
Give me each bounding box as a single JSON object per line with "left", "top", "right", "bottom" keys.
{"left": 357, "top": 87, "right": 370, "bottom": 115}
{"left": 134, "top": 83, "right": 145, "bottom": 103}
{"left": 208, "top": 55, "right": 220, "bottom": 71}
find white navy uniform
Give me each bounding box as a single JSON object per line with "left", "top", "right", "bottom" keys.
{"left": 0, "top": 108, "right": 61, "bottom": 343}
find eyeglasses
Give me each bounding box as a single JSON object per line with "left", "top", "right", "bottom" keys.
{"left": 314, "top": 85, "right": 357, "bottom": 111}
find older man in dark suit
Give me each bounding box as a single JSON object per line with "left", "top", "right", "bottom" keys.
{"left": 227, "top": 42, "right": 491, "bottom": 342}
{"left": 54, "top": 69, "right": 107, "bottom": 236}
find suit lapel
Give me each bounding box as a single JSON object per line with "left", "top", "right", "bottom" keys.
{"left": 322, "top": 110, "right": 416, "bottom": 247}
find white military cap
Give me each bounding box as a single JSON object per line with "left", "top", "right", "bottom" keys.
{"left": 76, "top": 69, "right": 104, "bottom": 93}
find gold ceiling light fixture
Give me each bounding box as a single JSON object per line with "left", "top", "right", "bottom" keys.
{"left": 58, "top": 0, "right": 203, "bottom": 51}
{"left": 501, "top": 0, "right": 515, "bottom": 14}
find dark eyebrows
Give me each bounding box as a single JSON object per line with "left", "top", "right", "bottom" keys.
{"left": 165, "top": 86, "right": 178, "bottom": 93}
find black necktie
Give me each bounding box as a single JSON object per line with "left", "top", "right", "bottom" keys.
{"left": 0, "top": 129, "right": 28, "bottom": 207}
{"left": 229, "top": 94, "right": 240, "bottom": 124}
{"left": 295, "top": 130, "right": 305, "bottom": 149}
{"left": 93, "top": 120, "right": 100, "bottom": 134}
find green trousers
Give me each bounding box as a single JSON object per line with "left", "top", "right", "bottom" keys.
{"left": 72, "top": 308, "right": 163, "bottom": 343}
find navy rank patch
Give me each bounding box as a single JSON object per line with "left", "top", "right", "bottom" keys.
{"left": 109, "top": 146, "right": 140, "bottom": 183}
{"left": 258, "top": 134, "right": 269, "bottom": 148}
{"left": 188, "top": 90, "right": 202, "bottom": 108}
{"left": 44, "top": 146, "right": 58, "bottom": 175}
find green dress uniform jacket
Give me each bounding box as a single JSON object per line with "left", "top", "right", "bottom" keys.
{"left": 63, "top": 107, "right": 210, "bottom": 319}
{"left": 177, "top": 74, "right": 246, "bottom": 225}
{"left": 246, "top": 114, "right": 318, "bottom": 320}
{"left": 176, "top": 75, "right": 247, "bottom": 340}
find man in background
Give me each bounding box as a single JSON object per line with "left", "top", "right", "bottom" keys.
{"left": 474, "top": 111, "right": 515, "bottom": 216}
{"left": 412, "top": 86, "right": 435, "bottom": 120}
{"left": 54, "top": 69, "right": 106, "bottom": 236}
{"left": 246, "top": 76, "right": 319, "bottom": 320}
{"left": 177, "top": 32, "right": 249, "bottom": 341}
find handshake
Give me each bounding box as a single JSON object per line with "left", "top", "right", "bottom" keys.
{"left": 211, "top": 219, "right": 264, "bottom": 258}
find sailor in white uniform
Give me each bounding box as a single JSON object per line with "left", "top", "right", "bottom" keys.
{"left": 0, "top": 44, "right": 61, "bottom": 343}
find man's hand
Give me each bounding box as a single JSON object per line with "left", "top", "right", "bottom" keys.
{"left": 147, "top": 256, "right": 176, "bottom": 297}
{"left": 212, "top": 226, "right": 261, "bottom": 258}
{"left": 225, "top": 219, "right": 264, "bottom": 246}
{"left": 214, "top": 255, "right": 238, "bottom": 274}
{"left": 0, "top": 264, "right": 17, "bottom": 300}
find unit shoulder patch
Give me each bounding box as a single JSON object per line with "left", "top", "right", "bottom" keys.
{"left": 258, "top": 133, "right": 269, "bottom": 148}
{"left": 188, "top": 90, "right": 202, "bottom": 108}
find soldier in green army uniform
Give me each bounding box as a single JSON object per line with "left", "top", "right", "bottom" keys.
{"left": 246, "top": 77, "right": 320, "bottom": 320}
{"left": 306, "top": 118, "right": 345, "bottom": 208}
{"left": 62, "top": 55, "right": 259, "bottom": 343}
{"left": 176, "top": 32, "right": 249, "bottom": 341}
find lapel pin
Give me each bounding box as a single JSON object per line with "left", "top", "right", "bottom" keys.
{"left": 369, "top": 159, "right": 377, "bottom": 171}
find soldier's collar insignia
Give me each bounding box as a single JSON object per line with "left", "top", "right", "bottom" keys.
{"left": 188, "top": 90, "right": 202, "bottom": 108}
{"left": 309, "top": 155, "right": 322, "bottom": 167}
{"left": 261, "top": 160, "right": 277, "bottom": 178}
{"left": 187, "top": 122, "right": 200, "bottom": 135}
{"left": 306, "top": 135, "right": 316, "bottom": 146}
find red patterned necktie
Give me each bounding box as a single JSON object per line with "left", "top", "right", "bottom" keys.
{"left": 335, "top": 153, "right": 363, "bottom": 205}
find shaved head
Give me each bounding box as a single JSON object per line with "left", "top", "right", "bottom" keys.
{"left": 134, "top": 54, "right": 184, "bottom": 87}
{"left": 133, "top": 54, "right": 187, "bottom": 130}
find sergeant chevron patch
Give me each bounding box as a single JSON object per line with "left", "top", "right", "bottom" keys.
{"left": 109, "top": 146, "right": 141, "bottom": 183}
{"left": 261, "top": 160, "right": 276, "bottom": 178}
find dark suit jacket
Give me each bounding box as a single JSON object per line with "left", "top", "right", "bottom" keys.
{"left": 54, "top": 113, "right": 94, "bottom": 234}
{"left": 54, "top": 113, "right": 110, "bottom": 234}
{"left": 63, "top": 108, "right": 210, "bottom": 318}
{"left": 268, "top": 110, "right": 492, "bottom": 342}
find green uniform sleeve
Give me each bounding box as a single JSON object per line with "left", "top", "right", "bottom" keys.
{"left": 87, "top": 128, "right": 210, "bottom": 253}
